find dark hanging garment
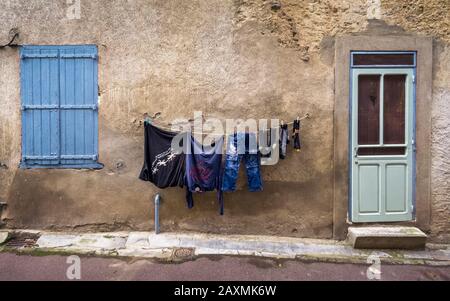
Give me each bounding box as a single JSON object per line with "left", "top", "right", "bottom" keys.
{"left": 139, "top": 122, "right": 185, "bottom": 188}
{"left": 279, "top": 124, "right": 289, "bottom": 159}
{"left": 293, "top": 119, "right": 301, "bottom": 150}
{"left": 185, "top": 135, "right": 224, "bottom": 214}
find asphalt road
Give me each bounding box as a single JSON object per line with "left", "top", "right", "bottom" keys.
{"left": 0, "top": 252, "right": 449, "bottom": 281}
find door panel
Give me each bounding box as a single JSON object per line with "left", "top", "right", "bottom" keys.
{"left": 358, "top": 164, "right": 380, "bottom": 213}
{"left": 385, "top": 164, "right": 407, "bottom": 213}
{"left": 351, "top": 68, "right": 414, "bottom": 223}
{"left": 358, "top": 147, "right": 406, "bottom": 156}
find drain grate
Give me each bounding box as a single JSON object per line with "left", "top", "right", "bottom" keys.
{"left": 5, "top": 232, "right": 40, "bottom": 248}
{"left": 173, "top": 247, "right": 195, "bottom": 259}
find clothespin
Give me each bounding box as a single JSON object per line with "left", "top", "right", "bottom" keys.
{"left": 143, "top": 113, "right": 151, "bottom": 125}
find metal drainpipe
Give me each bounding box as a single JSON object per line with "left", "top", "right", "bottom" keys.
{"left": 154, "top": 193, "right": 161, "bottom": 234}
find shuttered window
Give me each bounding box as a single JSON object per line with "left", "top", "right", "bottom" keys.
{"left": 20, "top": 45, "right": 102, "bottom": 169}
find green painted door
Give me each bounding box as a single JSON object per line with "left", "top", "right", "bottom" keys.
{"left": 351, "top": 68, "right": 415, "bottom": 222}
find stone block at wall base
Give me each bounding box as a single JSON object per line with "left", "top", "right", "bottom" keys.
{"left": 348, "top": 227, "right": 427, "bottom": 250}
{"left": 0, "top": 202, "right": 6, "bottom": 228}
{"left": 0, "top": 231, "right": 9, "bottom": 245}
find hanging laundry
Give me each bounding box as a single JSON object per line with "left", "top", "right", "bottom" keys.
{"left": 259, "top": 127, "right": 280, "bottom": 166}
{"left": 279, "top": 123, "right": 289, "bottom": 159}
{"left": 222, "top": 132, "right": 263, "bottom": 192}
{"left": 293, "top": 118, "right": 301, "bottom": 151}
{"left": 139, "top": 122, "right": 186, "bottom": 188}
{"left": 185, "top": 135, "right": 224, "bottom": 215}
{"left": 259, "top": 128, "right": 272, "bottom": 159}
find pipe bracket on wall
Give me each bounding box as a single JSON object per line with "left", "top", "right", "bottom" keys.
{"left": 0, "top": 29, "right": 19, "bottom": 49}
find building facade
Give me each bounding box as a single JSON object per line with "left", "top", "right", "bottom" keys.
{"left": 0, "top": 0, "right": 448, "bottom": 242}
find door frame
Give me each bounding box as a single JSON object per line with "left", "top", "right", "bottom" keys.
{"left": 349, "top": 61, "right": 416, "bottom": 222}
{"left": 333, "top": 35, "right": 433, "bottom": 240}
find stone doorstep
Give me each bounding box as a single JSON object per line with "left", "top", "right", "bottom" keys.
{"left": 347, "top": 227, "right": 428, "bottom": 250}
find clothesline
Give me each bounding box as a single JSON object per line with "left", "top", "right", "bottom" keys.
{"left": 283, "top": 113, "right": 311, "bottom": 125}
{"left": 143, "top": 113, "right": 311, "bottom": 135}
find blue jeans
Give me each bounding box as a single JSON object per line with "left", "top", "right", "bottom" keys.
{"left": 222, "top": 133, "right": 263, "bottom": 192}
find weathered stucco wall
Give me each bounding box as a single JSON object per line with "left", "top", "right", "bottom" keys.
{"left": 431, "top": 42, "right": 450, "bottom": 243}
{"left": 0, "top": 46, "right": 20, "bottom": 205}
{"left": 0, "top": 0, "right": 335, "bottom": 238}
{"left": 0, "top": 0, "right": 448, "bottom": 241}
{"left": 383, "top": 0, "right": 449, "bottom": 242}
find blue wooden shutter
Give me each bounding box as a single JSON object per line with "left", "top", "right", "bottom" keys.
{"left": 20, "top": 45, "right": 101, "bottom": 168}
{"left": 59, "top": 46, "right": 99, "bottom": 166}
{"left": 21, "top": 47, "right": 60, "bottom": 166}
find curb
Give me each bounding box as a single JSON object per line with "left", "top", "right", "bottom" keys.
{"left": 1, "top": 230, "right": 449, "bottom": 266}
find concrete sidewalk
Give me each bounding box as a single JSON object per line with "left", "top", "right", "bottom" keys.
{"left": 1, "top": 230, "right": 450, "bottom": 266}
